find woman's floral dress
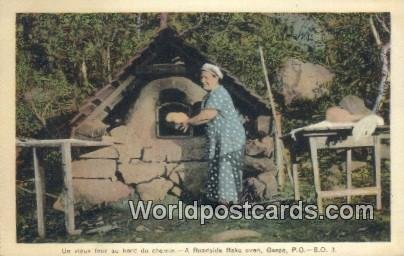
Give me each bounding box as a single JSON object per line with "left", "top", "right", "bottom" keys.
{"left": 202, "top": 85, "right": 246, "bottom": 203}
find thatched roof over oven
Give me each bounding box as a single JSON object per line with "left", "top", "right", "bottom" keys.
{"left": 70, "top": 26, "right": 271, "bottom": 140}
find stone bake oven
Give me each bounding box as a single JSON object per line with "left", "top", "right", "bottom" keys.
{"left": 65, "top": 27, "right": 274, "bottom": 209}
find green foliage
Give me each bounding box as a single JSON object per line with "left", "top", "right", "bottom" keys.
{"left": 184, "top": 13, "right": 308, "bottom": 97}
{"left": 281, "top": 13, "right": 390, "bottom": 132}
{"left": 16, "top": 13, "right": 157, "bottom": 137}
{"left": 15, "top": 14, "right": 391, "bottom": 243}
{"left": 16, "top": 102, "right": 42, "bottom": 137}
{"left": 312, "top": 13, "right": 390, "bottom": 108}
{"left": 16, "top": 13, "right": 390, "bottom": 137}
{"left": 17, "top": 199, "right": 390, "bottom": 242}
{"left": 16, "top": 53, "right": 73, "bottom": 135}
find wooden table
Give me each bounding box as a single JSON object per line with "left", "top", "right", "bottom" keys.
{"left": 16, "top": 138, "right": 113, "bottom": 238}
{"left": 284, "top": 126, "right": 389, "bottom": 214}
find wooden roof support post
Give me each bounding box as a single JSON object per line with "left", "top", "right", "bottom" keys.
{"left": 61, "top": 141, "right": 82, "bottom": 235}
{"left": 32, "top": 147, "right": 45, "bottom": 238}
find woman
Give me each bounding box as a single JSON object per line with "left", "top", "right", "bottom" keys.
{"left": 180, "top": 63, "right": 246, "bottom": 205}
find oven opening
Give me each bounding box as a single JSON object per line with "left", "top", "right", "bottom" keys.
{"left": 157, "top": 88, "right": 192, "bottom": 138}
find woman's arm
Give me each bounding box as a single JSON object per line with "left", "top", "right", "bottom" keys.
{"left": 180, "top": 109, "right": 218, "bottom": 132}
{"left": 188, "top": 109, "right": 218, "bottom": 125}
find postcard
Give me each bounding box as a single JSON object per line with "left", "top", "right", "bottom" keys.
{"left": 1, "top": 1, "right": 404, "bottom": 255}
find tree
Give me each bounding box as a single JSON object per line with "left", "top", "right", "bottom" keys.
{"left": 16, "top": 13, "right": 158, "bottom": 137}
{"left": 16, "top": 13, "right": 390, "bottom": 138}
{"left": 369, "top": 14, "right": 390, "bottom": 113}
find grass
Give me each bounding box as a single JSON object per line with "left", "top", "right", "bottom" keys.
{"left": 16, "top": 154, "right": 391, "bottom": 243}
{"left": 17, "top": 197, "right": 390, "bottom": 243}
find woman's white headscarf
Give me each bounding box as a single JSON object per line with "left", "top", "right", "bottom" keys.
{"left": 201, "top": 63, "right": 223, "bottom": 79}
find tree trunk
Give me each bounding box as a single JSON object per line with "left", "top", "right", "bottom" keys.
{"left": 106, "top": 45, "right": 112, "bottom": 83}
{"left": 72, "top": 85, "right": 79, "bottom": 112}
{"left": 81, "top": 60, "right": 89, "bottom": 86}
{"left": 159, "top": 13, "right": 168, "bottom": 29}
{"left": 372, "top": 43, "right": 390, "bottom": 112}
{"left": 369, "top": 16, "right": 390, "bottom": 113}
{"left": 136, "top": 14, "right": 142, "bottom": 39}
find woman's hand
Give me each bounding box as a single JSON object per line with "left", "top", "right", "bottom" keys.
{"left": 171, "top": 109, "right": 218, "bottom": 133}
{"left": 179, "top": 120, "right": 190, "bottom": 133}
{"left": 166, "top": 112, "right": 190, "bottom": 133}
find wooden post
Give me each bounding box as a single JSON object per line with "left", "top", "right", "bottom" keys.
{"left": 61, "top": 142, "right": 81, "bottom": 235}
{"left": 33, "top": 147, "right": 46, "bottom": 238}
{"left": 374, "top": 136, "right": 382, "bottom": 210}
{"left": 309, "top": 137, "right": 323, "bottom": 213}
{"left": 346, "top": 149, "right": 352, "bottom": 204}
{"left": 17, "top": 138, "right": 113, "bottom": 237}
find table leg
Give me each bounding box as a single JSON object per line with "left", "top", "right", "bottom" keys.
{"left": 61, "top": 142, "right": 81, "bottom": 235}
{"left": 33, "top": 147, "right": 46, "bottom": 238}
{"left": 293, "top": 163, "right": 300, "bottom": 201}
{"left": 374, "top": 136, "right": 382, "bottom": 210}
{"left": 346, "top": 149, "right": 352, "bottom": 204}
{"left": 309, "top": 137, "right": 323, "bottom": 214}
{"left": 291, "top": 149, "right": 300, "bottom": 200}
